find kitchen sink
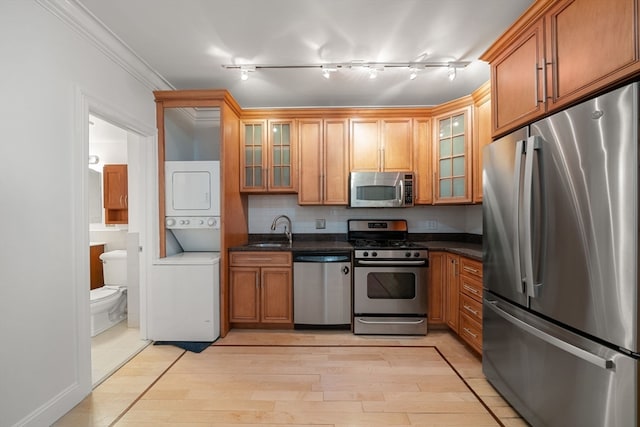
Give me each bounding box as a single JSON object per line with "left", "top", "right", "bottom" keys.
{"left": 248, "top": 242, "right": 289, "bottom": 248}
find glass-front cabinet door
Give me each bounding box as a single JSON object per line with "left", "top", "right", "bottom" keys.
{"left": 241, "top": 121, "right": 267, "bottom": 190}
{"left": 241, "top": 119, "right": 296, "bottom": 192}
{"left": 433, "top": 106, "right": 472, "bottom": 204}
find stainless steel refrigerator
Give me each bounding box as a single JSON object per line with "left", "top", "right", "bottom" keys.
{"left": 483, "top": 82, "right": 639, "bottom": 427}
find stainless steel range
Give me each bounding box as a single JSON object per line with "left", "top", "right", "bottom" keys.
{"left": 348, "top": 219, "right": 428, "bottom": 335}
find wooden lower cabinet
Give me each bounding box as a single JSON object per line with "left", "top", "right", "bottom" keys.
{"left": 458, "top": 257, "right": 483, "bottom": 354}
{"left": 89, "top": 244, "right": 105, "bottom": 290}
{"left": 229, "top": 251, "right": 292, "bottom": 327}
{"left": 427, "top": 251, "right": 446, "bottom": 325}
{"left": 444, "top": 253, "right": 460, "bottom": 333}
{"left": 435, "top": 252, "right": 483, "bottom": 355}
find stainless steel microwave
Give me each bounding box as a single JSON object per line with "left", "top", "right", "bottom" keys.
{"left": 349, "top": 171, "right": 414, "bottom": 208}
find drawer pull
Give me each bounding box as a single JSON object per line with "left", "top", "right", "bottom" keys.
{"left": 463, "top": 266, "right": 480, "bottom": 274}
{"left": 463, "top": 327, "right": 478, "bottom": 339}
{"left": 463, "top": 284, "right": 480, "bottom": 295}
{"left": 245, "top": 258, "right": 273, "bottom": 263}
{"left": 463, "top": 304, "right": 479, "bottom": 316}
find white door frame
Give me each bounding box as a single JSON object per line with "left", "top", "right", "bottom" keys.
{"left": 74, "top": 86, "right": 156, "bottom": 392}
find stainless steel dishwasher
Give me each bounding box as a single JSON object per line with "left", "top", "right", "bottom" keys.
{"left": 293, "top": 251, "right": 352, "bottom": 329}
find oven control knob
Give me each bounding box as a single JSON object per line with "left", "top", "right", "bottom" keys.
{"left": 414, "top": 252, "right": 420, "bottom": 258}
{"left": 372, "top": 252, "right": 378, "bottom": 257}
{"left": 405, "top": 252, "right": 412, "bottom": 258}
{"left": 166, "top": 218, "right": 176, "bottom": 227}
{"left": 207, "top": 217, "right": 217, "bottom": 227}
{"left": 363, "top": 251, "right": 369, "bottom": 257}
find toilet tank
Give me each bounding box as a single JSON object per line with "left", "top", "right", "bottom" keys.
{"left": 99, "top": 250, "right": 127, "bottom": 285}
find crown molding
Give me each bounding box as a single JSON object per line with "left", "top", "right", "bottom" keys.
{"left": 36, "top": 0, "right": 173, "bottom": 92}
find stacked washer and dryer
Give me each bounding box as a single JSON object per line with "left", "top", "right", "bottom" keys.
{"left": 148, "top": 160, "right": 221, "bottom": 342}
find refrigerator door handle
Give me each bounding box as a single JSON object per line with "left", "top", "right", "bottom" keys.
{"left": 485, "top": 299, "right": 614, "bottom": 370}
{"left": 512, "top": 139, "right": 526, "bottom": 294}
{"left": 523, "top": 136, "right": 541, "bottom": 298}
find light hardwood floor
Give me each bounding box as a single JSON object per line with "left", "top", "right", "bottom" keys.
{"left": 55, "top": 329, "right": 527, "bottom": 427}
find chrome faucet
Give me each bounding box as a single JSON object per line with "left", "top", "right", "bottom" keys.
{"left": 270, "top": 214, "right": 292, "bottom": 245}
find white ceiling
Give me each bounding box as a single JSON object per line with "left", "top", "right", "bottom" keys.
{"left": 78, "top": 0, "right": 533, "bottom": 109}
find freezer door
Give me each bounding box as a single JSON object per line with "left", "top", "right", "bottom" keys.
{"left": 483, "top": 294, "right": 637, "bottom": 427}
{"left": 482, "top": 127, "right": 528, "bottom": 306}
{"left": 528, "top": 82, "right": 638, "bottom": 352}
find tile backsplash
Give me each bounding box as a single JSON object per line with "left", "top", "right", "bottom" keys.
{"left": 248, "top": 195, "right": 482, "bottom": 236}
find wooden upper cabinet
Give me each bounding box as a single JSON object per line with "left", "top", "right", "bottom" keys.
{"left": 413, "top": 118, "right": 433, "bottom": 204}
{"left": 103, "top": 164, "right": 128, "bottom": 224}
{"left": 241, "top": 120, "right": 268, "bottom": 191}
{"left": 241, "top": 119, "right": 297, "bottom": 193}
{"left": 490, "top": 18, "right": 545, "bottom": 136}
{"left": 433, "top": 106, "right": 472, "bottom": 204}
{"left": 350, "top": 118, "right": 413, "bottom": 172}
{"left": 546, "top": 0, "right": 638, "bottom": 108}
{"left": 298, "top": 119, "right": 349, "bottom": 205}
{"left": 381, "top": 118, "right": 413, "bottom": 171}
{"left": 472, "top": 83, "right": 492, "bottom": 203}
{"left": 486, "top": 0, "right": 640, "bottom": 137}
{"left": 350, "top": 119, "right": 380, "bottom": 171}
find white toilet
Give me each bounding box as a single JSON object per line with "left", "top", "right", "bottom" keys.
{"left": 90, "top": 250, "right": 128, "bottom": 337}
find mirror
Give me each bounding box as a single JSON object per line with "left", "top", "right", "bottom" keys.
{"left": 88, "top": 168, "right": 102, "bottom": 223}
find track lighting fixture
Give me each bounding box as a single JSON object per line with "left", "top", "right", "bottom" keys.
{"left": 321, "top": 65, "right": 337, "bottom": 79}
{"left": 448, "top": 66, "right": 456, "bottom": 81}
{"left": 223, "top": 61, "right": 469, "bottom": 82}
{"left": 239, "top": 65, "right": 255, "bottom": 81}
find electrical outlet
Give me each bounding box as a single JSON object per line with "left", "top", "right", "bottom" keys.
{"left": 425, "top": 220, "right": 438, "bottom": 230}
{"left": 315, "top": 219, "right": 326, "bottom": 229}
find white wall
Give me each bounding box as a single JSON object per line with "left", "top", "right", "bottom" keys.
{"left": 0, "top": 1, "right": 159, "bottom": 426}
{"left": 248, "top": 195, "right": 482, "bottom": 236}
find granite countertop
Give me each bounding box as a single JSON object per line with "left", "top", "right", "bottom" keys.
{"left": 229, "top": 238, "right": 353, "bottom": 253}
{"left": 421, "top": 241, "right": 483, "bottom": 261}
{"left": 230, "top": 235, "right": 482, "bottom": 260}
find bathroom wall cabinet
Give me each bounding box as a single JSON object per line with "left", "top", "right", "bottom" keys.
{"left": 103, "top": 164, "right": 128, "bottom": 224}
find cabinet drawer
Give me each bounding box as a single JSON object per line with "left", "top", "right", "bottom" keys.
{"left": 230, "top": 251, "right": 292, "bottom": 267}
{"left": 460, "top": 257, "right": 482, "bottom": 280}
{"left": 460, "top": 312, "right": 482, "bottom": 353}
{"left": 460, "top": 275, "right": 483, "bottom": 302}
{"left": 460, "top": 293, "right": 482, "bottom": 323}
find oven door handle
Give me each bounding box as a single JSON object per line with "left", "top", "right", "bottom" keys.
{"left": 357, "top": 318, "right": 426, "bottom": 325}
{"left": 356, "top": 260, "right": 427, "bottom": 266}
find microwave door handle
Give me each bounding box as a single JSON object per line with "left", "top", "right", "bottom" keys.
{"left": 398, "top": 179, "right": 404, "bottom": 205}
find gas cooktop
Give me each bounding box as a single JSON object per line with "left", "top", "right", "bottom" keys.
{"left": 351, "top": 239, "right": 425, "bottom": 250}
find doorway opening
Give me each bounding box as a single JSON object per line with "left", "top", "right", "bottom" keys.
{"left": 88, "top": 114, "right": 149, "bottom": 386}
